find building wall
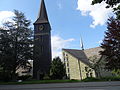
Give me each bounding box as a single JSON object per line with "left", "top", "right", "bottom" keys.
{"left": 63, "top": 51, "right": 80, "bottom": 80}
{"left": 79, "top": 61, "right": 96, "bottom": 79}
{"left": 63, "top": 50, "right": 95, "bottom": 80}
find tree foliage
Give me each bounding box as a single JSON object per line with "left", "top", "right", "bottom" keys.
{"left": 50, "top": 57, "right": 66, "bottom": 80}
{"left": 0, "top": 10, "right": 33, "bottom": 80}
{"left": 92, "top": 0, "right": 120, "bottom": 19}
{"left": 100, "top": 17, "right": 120, "bottom": 72}
{"left": 89, "top": 55, "right": 101, "bottom": 77}
{"left": 92, "top": 0, "right": 120, "bottom": 7}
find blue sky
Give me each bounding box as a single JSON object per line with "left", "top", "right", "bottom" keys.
{"left": 0, "top": 0, "right": 113, "bottom": 58}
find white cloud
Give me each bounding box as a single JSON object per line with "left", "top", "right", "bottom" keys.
{"left": 77, "top": 0, "right": 113, "bottom": 28}
{"left": 51, "top": 35, "right": 74, "bottom": 58}
{"left": 0, "top": 11, "right": 15, "bottom": 27}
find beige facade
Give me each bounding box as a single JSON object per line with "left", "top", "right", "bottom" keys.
{"left": 62, "top": 49, "right": 95, "bottom": 80}
{"left": 62, "top": 47, "right": 113, "bottom": 80}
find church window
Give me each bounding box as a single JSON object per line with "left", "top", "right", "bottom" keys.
{"left": 86, "top": 73, "right": 89, "bottom": 78}
{"left": 67, "top": 62, "right": 69, "bottom": 67}
{"left": 68, "top": 68, "right": 70, "bottom": 73}
{"left": 85, "top": 67, "right": 88, "bottom": 72}
{"left": 90, "top": 73, "right": 93, "bottom": 77}
{"left": 66, "top": 58, "right": 69, "bottom": 67}
{"left": 63, "top": 53, "right": 65, "bottom": 63}
{"left": 68, "top": 74, "right": 70, "bottom": 79}
{"left": 66, "top": 54, "right": 68, "bottom": 62}
{"left": 65, "top": 54, "right": 69, "bottom": 67}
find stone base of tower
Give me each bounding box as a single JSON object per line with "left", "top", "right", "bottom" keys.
{"left": 33, "top": 69, "right": 50, "bottom": 80}
{"left": 33, "top": 60, "right": 51, "bottom": 80}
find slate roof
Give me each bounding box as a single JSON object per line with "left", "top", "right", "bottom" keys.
{"left": 84, "top": 47, "right": 102, "bottom": 58}
{"left": 34, "top": 0, "right": 49, "bottom": 24}
{"left": 62, "top": 49, "right": 91, "bottom": 66}
{"left": 62, "top": 47, "right": 102, "bottom": 66}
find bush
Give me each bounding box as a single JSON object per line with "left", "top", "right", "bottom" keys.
{"left": 81, "top": 77, "right": 120, "bottom": 82}
{"left": 101, "top": 76, "right": 120, "bottom": 81}
{"left": 0, "top": 71, "right": 12, "bottom": 82}
{"left": 50, "top": 57, "right": 66, "bottom": 80}
{"left": 43, "top": 74, "right": 51, "bottom": 80}
{"left": 81, "top": 77, "right": 101, "bottom": 82}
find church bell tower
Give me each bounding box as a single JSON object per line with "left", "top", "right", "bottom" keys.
{"left": 33, "top": 0, "right": 52, "bottom": 80}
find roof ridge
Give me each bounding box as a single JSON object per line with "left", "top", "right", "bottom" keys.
{"left": 84, "top": 47, "right": 101, "bottom": 51}
{"left": 62, "top": 48, "right": 82, "bottom": 51}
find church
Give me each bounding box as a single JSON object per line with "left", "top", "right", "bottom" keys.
{"left": 33, "top": 0, "right": 52, "bottom": 80}
{"left": 62, "top": 47, "right": 99, "bottom": 80}
{"left": 62, "top": 35, "right": 113, "bottom": 80}
{"left": 17, "top": 0, "right": 114, "bottom": 80}
{"left": 62, "top": 46, "right": 113, "bottom": 80}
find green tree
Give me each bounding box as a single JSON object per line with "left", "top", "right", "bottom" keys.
{"left": 50, "top": 57, "right": 66, "bottom": 80}
{"left": 89, "top": 55, "right": 101, "bottom": 77}
{"left": 100, "top": 17, "right": 120, "bottom": 75}
{"left": 0, "top": 10, "right": 33, "bottom": 81}
{"left": 92, "top": 0, "right": 120, "bottom": 19}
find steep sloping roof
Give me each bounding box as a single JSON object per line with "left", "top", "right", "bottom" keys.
{"left": 34, "top": 0, "right": 49, "bottom": 24}
{"left": 84, "top": 47, "right": 103, "bottom": 58}
{"left": 62, "top": 49, "right": 91, "bottom": 66}
{"left": 62, "top": 47, "right": 103, "bottom": 66}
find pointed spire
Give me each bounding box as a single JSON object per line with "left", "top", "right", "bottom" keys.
{"left": 34, "top": 0, "right": 49, "bottom": 24}
{"left": 80, "top": 36, "right": 84, "bottom": 50}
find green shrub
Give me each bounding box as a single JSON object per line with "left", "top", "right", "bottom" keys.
{"left": 101, "top": 76, "right": 120, "bottom": 81}
{"left": 112, "top": 69, "right": 120, "bottom": 77}
{"left": 81, "top": 77, "right": 101, "bottom": 82}
{"left": 43, "top": 74, "right": 51, "bottom": 80}
{"left": 81, "top": 77, "right": 120, "bottom": 82}
{"left": 0, "top": 71, "right": 12, "bottom": 82}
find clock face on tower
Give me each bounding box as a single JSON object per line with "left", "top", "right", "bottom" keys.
{"left": 39, "top": 25, "right": 44, "bottom": 30}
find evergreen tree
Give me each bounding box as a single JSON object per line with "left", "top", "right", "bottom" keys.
{"left": 50, "top": 57, "right": 66, "bottom": 79}
{"left": 100, "top": 17, "right": 120, "bottom": 72}
{"left": 0, "top": 10, "right": 33, "bottom": 80}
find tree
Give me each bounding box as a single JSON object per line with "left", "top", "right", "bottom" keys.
{"left": 92, "top": 0, "right": 120, "bottom": 7}
{"left": 50, "top": 57, "right": 66, "bottom": 79}
{"left": 0, "top": 10, "right": 33, "bottom": 80}
{"left": 92, "top": 0, "right": 120, "bottom": 19}
{"left": 89, "top": 55, "right": 101, "bottom": 77}
{"left": 100, "top": 17, "right": 120, "bottom": 75}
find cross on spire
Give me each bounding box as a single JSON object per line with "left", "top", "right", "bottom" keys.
{"left": 80, "top": 36, "right": 84, "bottom": 50}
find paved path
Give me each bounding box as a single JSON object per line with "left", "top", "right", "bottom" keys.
{"left": 0, "top": 81, "right": 120, "bottom": 90}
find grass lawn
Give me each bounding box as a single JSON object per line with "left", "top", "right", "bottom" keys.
{"left": 1, "top": 77, "right": 120, "bottom": 85}
{"left": 0, "top": 79, "right": 81, "bottom": 85}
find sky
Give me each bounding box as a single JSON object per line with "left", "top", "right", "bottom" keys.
{"left": 0, "top": 0, "right": 113, "bottom": 58}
